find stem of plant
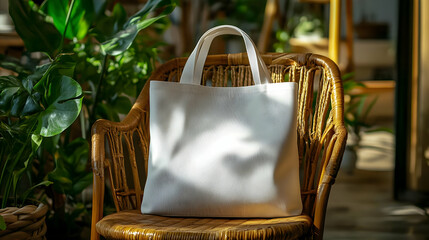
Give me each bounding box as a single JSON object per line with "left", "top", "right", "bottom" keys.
{"left": 60, "top": 0, "right": 76, "bottom": 51}
{"left": 0, "top": 134, "right": 16, "bottom": 194}
{"left": 90, "top": 54, "right": 109, "bottom": 125}
{"left": 80, "top": 108, "right": 86, "bottom": 139}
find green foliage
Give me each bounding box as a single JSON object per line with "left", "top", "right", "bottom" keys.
{"left": 342, "top": 73, "right": 393, "bottom": 149}
{"left": 2, "top": 0, "right": 175, "bottom": 237}
{"left": 101, "top": 0, "right": 177, "bottom": 55}
{"left": 42, "top": 0, "right": 101, "bottom": 40}
{"left": 272, "top": 1, "right": 326, "bottom": 53}
{"left": 48, "top": 138, "right": 91, "bottom": 196}
{"left": 21, "top": 180, "right": 53, "bottom": 205}
{"left": 0, "top": 75, "right": 42, "bottom": 116}
{"left": 207, "top": 0, "right": 265, "bottom": 27}
{"left": 0, "top": 54, "right": 82, "bottom": 207}
{"left": 293, "top": 15, "right": 324, "bottom": 38}
{"left": 0, "top": 215, "right": 5, "bottom": 231}
{"left": 343, "top": 73, "right": 373, "bottom": 138}
{"left": 273, "top": 30, "right": 291, "bottom": 53}
{"left": 8, "top": 0, "right": 62, "bottom": 56}
{"left": 91, "top": 3, "right": 127, "bottom": 43}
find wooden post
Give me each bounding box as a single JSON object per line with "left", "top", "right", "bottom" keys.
{"left": 328, "top": 0, "right": 341, "bottom": 64}
{"left": 258, "top": 0, "right": 279, "bottom": 53}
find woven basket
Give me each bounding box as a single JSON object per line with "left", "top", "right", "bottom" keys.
{"left": 0, "top": 203, "right": 48, "bottom": 240}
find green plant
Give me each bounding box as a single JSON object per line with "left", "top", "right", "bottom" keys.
{"left": 342, "top": 73, "right": 393, "bottom": 151}
{"left": 208, "top": 0, "right": 266, "bottom": 27}
{"left": 273, "top": 29, "right": 292, "bottom": 53}
{"left": 1, "top": 0, "right": 176, "bottom": 236}
{"left": 0, "top": 39, "right": 82, "bottom": 210}
{"left": 293, "top": 15, "right": 324, "bottom": 38}
{"left": 272, "top": 1, "right": 326, "bottom": 53}
{"left": 0, "top": 0, "right": 83, "bottom": 230}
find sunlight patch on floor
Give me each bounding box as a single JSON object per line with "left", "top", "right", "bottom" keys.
{"left": 356, "top": 131, "right": 394, "bottom": 171}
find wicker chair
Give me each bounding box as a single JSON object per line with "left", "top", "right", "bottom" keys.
{"left": 90, "top": 52, "right": 347, "bottom": 240}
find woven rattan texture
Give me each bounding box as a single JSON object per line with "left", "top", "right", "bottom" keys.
{"left": 0, "top": 203, "right": 48, "bottom": 240}
{"left": 91, "top": 53, "right": 347, "bottom": 240}
{"left": 96, "top": 210, "right": 312, "bottom": 240}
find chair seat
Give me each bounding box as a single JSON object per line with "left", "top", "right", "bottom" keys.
{"left": 96, "top": 210, "right": 312, "bottom": 240}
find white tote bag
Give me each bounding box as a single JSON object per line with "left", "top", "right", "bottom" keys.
{"left": 141, "top": 25, "right": 302, "bottom": 218}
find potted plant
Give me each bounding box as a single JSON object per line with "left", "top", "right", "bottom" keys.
{"left": 0, "top": 0, "right": 176, "bottom": 238}
{"left": 0, "top": 0, "right": 84, "bottom": 235}
{"left": 0, "top": 54, "right": 81, "bottom": 238}
{"left": 341, "top": 73, "right": 393, "bottom": 173}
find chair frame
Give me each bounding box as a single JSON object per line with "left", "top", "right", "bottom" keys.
{"left": 90, "top": 53, "right": 347, "bottom": 240}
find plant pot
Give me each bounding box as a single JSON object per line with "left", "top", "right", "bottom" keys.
{"left": 0, "top": 203, "right": 48, "bottom": 240}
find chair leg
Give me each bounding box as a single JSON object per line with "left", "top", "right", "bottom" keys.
{"left": 90, "top": 172, "right": 105, "bottom": 240}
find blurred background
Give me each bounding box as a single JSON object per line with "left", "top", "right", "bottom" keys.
{"left": 0, "top": 0, "right": 428, "bottom": 239}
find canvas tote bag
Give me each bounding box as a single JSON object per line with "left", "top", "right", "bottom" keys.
{"left": 141, "top": 25, "right": 302, "bottom": 218}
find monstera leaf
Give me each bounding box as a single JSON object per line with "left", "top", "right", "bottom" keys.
{"left": 35, "top": 74, "right": 82, "bottom": 137}
{"left": 0, "top": 56, "right": 82, "bottom": 137}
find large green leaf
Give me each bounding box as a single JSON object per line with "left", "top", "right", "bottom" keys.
{"left": 9, "top": 0, "right": 61, "bottom": 56}
{"left": 111, "top": 95, "right": 132, "bottom": 115}
{"left": 0, "top": 75, "right": 42, "bottom": 117}
{"left": 33, "top": 55, "right": 76, "bottom": 96}
{"left": 48, "top": 138, "right": 91, "bottom": 195}
{"left": 95, "top": 102, "right": 121, "bottom": 122}
{"left": 49, "top": 54, "right": 76, "bottom": 77}
{"left": 0, "top": 76, "right": 20, "bottom": 113}
{"left": 101, "top": 0, "right": 177, "bottom": 56}
{"left": 61, "top": 138, "right": 88, "bottom": 172}
{"left": 0, "top": 63, "right": 49, "bottom": 116}
{"left": 91, "top": 3, "right": 127, "bottom": 43}
{"left": 35, "top": 74, "right": 82, "bottom": 137}
{"left": 43, "top": 0, "right": 100, "bottom": 40}
{"left": 72, "top": 172, "right": 92, "bottom": 195}
{"left": 48, "top": 157, "right": 72, "bottom": 194}
{"left": 123, "top": 0, "right": 175, "bottom": 28}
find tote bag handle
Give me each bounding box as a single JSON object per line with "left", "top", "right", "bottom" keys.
{"left": 180, "top": 25, "right": 271, "bottom": 85}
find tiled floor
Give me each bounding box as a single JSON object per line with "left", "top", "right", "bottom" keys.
{"left": 325, "top": 170, "right": 429, "bottom": 239}
{"left": 324, "top": 132, "right": 429, "bottom": 239}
